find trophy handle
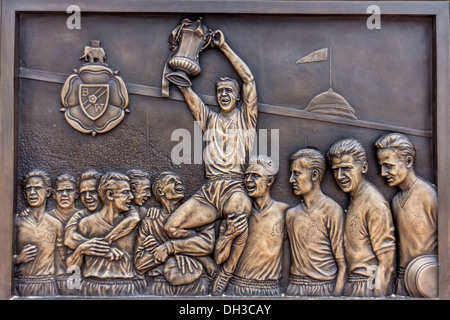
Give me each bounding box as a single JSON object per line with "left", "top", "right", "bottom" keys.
{"left": 200, "top": 30, "right": 214, "bottom": 53}
{"left": 169, "top": 24, "right": 183, "bottom": 51}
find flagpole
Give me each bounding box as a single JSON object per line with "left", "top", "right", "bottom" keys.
{"left": 329, "top": 43, "right": 332, "bottom": 89}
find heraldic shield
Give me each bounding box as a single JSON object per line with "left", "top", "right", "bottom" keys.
{"left": 79, "top": 84, "right": 110, "bottom": 121}
{"left": 60, "top": 41, "right": 129, "bottom": 137}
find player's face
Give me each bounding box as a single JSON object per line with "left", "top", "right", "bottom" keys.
{"left": 54, "top": 181, "right": 77, "bottom": 209}
{"left": 245, "top": 165, "right": 271, "bottom": 198}
{"left": 25, "top": 177, "right": 50, "bottom": 208}
{"left": 132, "top": 178, "right": 151, "bottom": 206}
{"left": 112, "top": 180, "right": 134, "bottom": 212}
{"left": 161, "top": 174, "right": 184, "bottom": 202}
{"left": 377, "top": 149, "right": 409, "bottom": 187}
{"left": 216, "top": 81, "right": 238, "bottom": 113}
{"left": 330, "top": 154, "right": 365, "bottom": 196}
{"left": 79, "top": 179, "right": 100, "bottom": 212}
{"left": 289, "top": 158, "right": 314, "bottom": 196}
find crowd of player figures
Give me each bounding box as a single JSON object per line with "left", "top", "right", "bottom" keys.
{"left": 14, "top": 132, "right": 437, "bottom": 298}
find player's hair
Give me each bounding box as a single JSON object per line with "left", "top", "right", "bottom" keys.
{"left": 97, "top": 172, "right": 130, "bottom": 202}
{"left": 247, "top": 155, "right": 279, "bottom": 178}
{"left": 290, "top": 148, "right": 326, "bottom": 182}
{"left": 23, "top": 169, "right": 52, "bottom": 189}
{"left": 327, "top": 138, "right": 367, "bottom": 164}
{"left": 374, "top": 132, "right": 416, "bottom": 161}
{"left": 126, "top": 169, "right": 151, "bottom": 185}
{"left": 152, "top": 171, "right": 180, "bottom": 204}
{"left": 217, "top": 77, "right": 241, "bottom": 97}
{"left": 54, "top": 174, "right": 77, "bottom": 189}
{"left": 77, "top": 169, "right": 102, "bottom": 190}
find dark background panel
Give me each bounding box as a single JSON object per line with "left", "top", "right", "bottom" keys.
{"left": 19, "top": 13, "right": 433, "bottom": 128}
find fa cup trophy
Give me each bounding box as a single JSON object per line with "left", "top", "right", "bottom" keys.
{"left": 162, "top": 18, "right": 214, "bottom": 97}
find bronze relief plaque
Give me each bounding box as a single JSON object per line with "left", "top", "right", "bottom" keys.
{"left": 0, "top": 0, "right": 449, "bottom": 302}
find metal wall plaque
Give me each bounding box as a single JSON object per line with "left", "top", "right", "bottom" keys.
{"left": 0, "top": 0, "right": 449, "bottom": 301}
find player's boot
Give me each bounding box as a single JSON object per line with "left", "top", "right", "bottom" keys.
{"left": 211, "top": 269, "right": 232, "bottom": 296}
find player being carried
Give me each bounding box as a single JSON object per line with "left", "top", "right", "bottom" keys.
{"left": 164, "top": 30, "right": 258, "bottom": 295}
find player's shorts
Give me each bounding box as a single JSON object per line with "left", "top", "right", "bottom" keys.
{"left": 343, "top": 273, "right": 394, "bottom": 297}
{"left": 285, "top": 275, "right": 335, "bottom": 297}
{"left": 226, "top": 275, "right": 280, "bottom": 296}
{"left": 15, "top": 275, "right": 58, "bottom": 296}
{"left": 55, "top": 272, "right": 80, "bottom": 296}
{"left": 81, "top": 276, "right": 139, "bottom": 296}
{"left": 343, "top": 274, "right": 372, "bottom": 297}
{"left": 192, "top": 174, "right": 248, "bottom": 219}
{"left": 149, "top": 274, "right": 211, "bottom": 296}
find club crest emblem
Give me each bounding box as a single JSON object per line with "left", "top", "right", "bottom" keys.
{"left": 79, "top": 84, "right": 110, "bottom": 121}
{"left": 60, "top": 40, "right": 129, "bottom": 136}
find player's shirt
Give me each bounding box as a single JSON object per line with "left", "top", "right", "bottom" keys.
{"left": 286, "top": 195, "right": 345, "bottom": 281}
{"left": 49, "top": 208, "right": 77, "bottom": 275}
{"left": 64, "top": 208, "right": 91, "bottom": 251}
{"left": 78, "top": 212, "right": 137, "bottom": 279}
{"left": 15, "top": 212, "right": 64, "bottom": 276}
{"left": 195, "top": 96, "right": 257, "bottom": 178}
{"left": 234, "top": 200, "right": 289, "bottom": 281}
{"left": 392, "top": 178, "right": 438, "bottom": 268}
{"left": 344, "top": 182, "right": 396, "bottom": 277}
{"left": 134, "top": 208, "right": 215, "bottom": 276}
{"left": 49, "top": 208, "right": 74, "bottom": 226}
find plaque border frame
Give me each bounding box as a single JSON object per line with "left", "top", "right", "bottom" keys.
{"left": 0, "top": 0, "right": 449, "bottom": 300}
